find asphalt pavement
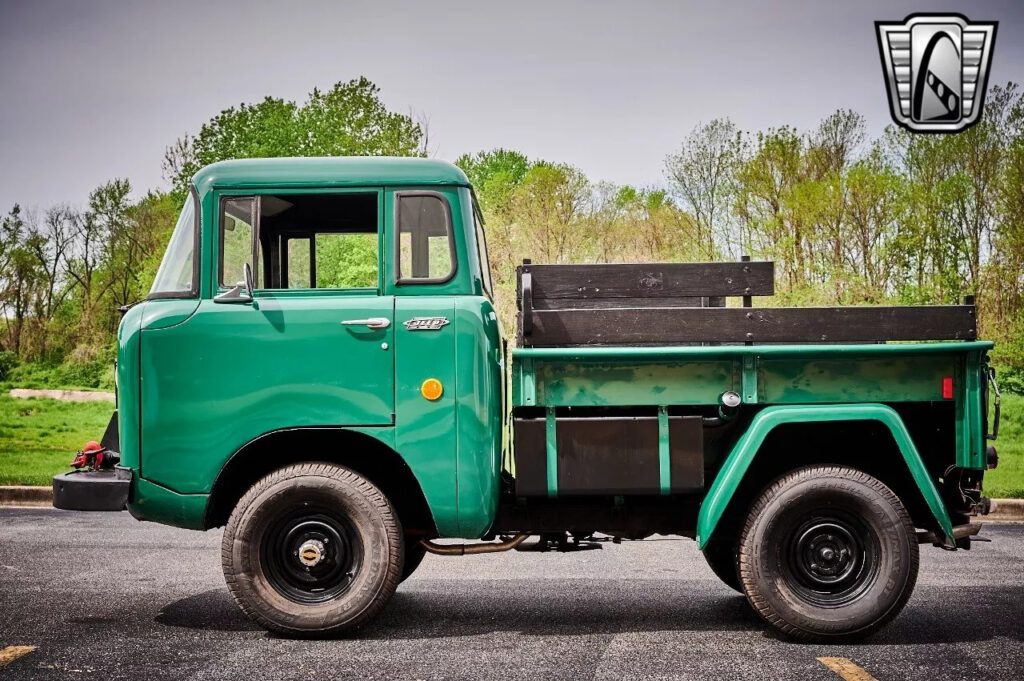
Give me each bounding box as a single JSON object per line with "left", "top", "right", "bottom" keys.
{"left": 1, "top": 507, "right": 1022, "bottom": 680}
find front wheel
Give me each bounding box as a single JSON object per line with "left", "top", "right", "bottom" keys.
{"left": 738, "top": 465, "right": 919, "bottom": 642}
{"left": 222, "top": 462, "right": 403, "bottom": 636}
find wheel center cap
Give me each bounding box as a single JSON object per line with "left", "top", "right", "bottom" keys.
{"left": 298, "top": 539, "right": 326, "bottom": 567}
{"left": 819, "top": 547, "right": 836, "bottom": 562}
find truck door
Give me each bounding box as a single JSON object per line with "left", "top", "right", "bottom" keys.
{"left": 140, "top": 190, "right": 395, "bottom": 493}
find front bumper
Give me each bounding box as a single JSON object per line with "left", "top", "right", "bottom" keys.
{"left": 52, "top": 466, "right": 132, "bottom": 511}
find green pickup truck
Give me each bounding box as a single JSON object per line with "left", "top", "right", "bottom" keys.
{"left": 53, "top": 157, "right": 1001, "bottom": 641}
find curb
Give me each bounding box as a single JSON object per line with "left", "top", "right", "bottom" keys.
{"left": 9, "top": 388, "right": 115, "bottom": 403}
{"left": 0, "top": 485, "right": 53, "bottom": 507}
{"left": 989, "top": 498, "right": 1024, "bottom": 522}
{"left": 2, "top": 485, "right": 1024, "bottom": 520}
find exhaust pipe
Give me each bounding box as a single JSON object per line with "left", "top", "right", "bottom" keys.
{"left": 419, "top": 533, "right": 530, "bottom": 556}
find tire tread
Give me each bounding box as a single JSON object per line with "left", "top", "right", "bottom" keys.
{"left": 221, "top": 462, "right": 402, "bottom": 636}
{"left": 737, "top": 465, "right": 919, "bottom": 642}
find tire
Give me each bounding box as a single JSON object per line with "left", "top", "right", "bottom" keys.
{"left": 400, "top": 536, "right": 427, "bottom": 583}
{"left": 222, "top": 462, "right": 403, "bottom": 636}
{"left": 701, "top": 537, "right": 743, "bottom": 593}
{"left": 738, "top": 465, "right": 919, "bottom": 642}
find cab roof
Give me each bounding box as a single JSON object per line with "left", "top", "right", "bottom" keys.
{"left": 191, "top": 157, "right": 471, "bottom": 197}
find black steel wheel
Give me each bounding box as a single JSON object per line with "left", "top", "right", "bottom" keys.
{"left": 260, "top": 510, "right": 363, "bottom": 603}
{"left": 222, "top": 462, "right": 402, "bottom": 636}
{"left": 738, "top": 465, "right": 919, "bottom": 641}
{"left": 782, "top": 513, "right": 877, "bottom": 607}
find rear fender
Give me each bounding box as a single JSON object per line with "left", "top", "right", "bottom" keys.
{"left": 696, "top": 403, "right": 954, "bottom": 548}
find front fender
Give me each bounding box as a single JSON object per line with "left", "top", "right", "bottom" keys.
{"left": 696, "top": 403, "right": 954, "bottom": 549}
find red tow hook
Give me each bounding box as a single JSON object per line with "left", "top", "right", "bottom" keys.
{"left": 70, "top": 441, "right": 118, "bottom": 471}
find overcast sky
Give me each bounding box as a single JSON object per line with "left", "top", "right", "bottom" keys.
{"left": 1, "top": 0, "right": 1022, "bottom": 212}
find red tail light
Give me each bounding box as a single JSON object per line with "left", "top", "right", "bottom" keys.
{"left": 942, "top": 376, "right": 954, "bottom": 400}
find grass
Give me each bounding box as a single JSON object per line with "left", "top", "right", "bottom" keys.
{"left": 0, "top": 394, "right": 113, "bottom": 486}
{"left": 982, "top": 392, "right": 1024, "bottom": 498}
{"left": 0, "top": 389, "right": 1021, "bottom": 497}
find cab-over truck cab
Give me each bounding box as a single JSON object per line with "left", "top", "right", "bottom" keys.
{"left": 54, "top": 157, "right": 1001, "bottom": 642}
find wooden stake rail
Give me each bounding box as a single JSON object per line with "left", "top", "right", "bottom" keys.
{"left": 516, "top": 260, "right": 976, "bottom": 347}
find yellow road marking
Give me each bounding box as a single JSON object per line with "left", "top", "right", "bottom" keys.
{"left": 0, "top": 646, "right": 36, "bottom": 667}
{"left": 817, "top": 657, "right": 879, "bottom": 681}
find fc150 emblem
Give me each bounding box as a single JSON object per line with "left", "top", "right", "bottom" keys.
{"left": 403, "top": 317, "right": 450, "bottom": 331}
{"left": 876, "top": 14, "right": 997, "bottom": 133}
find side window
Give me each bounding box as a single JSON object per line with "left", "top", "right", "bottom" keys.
{"left": 282, "top": 235, "right": 379, "bottom": 289}
{"left": 220, "top": 197, "right": 255, "bottom": 287}
{"left": 286, "top": 237, "right": 311, "bottom": 288}
{"left": 396, "top": 193, "right": 455, "bottom": 282}
{"left": 314, "top": 233, "right": 378, "bottom": 288}
{"left": 257, "top": 192, "right": 380, "bottom": 290}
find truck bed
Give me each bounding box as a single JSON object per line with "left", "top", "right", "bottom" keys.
{"left": 509, "top": 260, "right": 991, "bottom": 501}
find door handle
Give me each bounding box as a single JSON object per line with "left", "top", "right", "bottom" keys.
{"left": 341, "top": 317, "right": 391, "bottom": 329}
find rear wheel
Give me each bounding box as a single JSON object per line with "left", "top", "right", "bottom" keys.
{"left": 738, "top": 465, "right": 919, "bottom": 641}
{"left": 701, "top": 537, "right": 742, "bottom": 593}
{"left": 222, "top": 462, "right": 403, "bottom": 636}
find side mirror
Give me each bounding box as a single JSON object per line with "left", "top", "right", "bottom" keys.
{"left": 214, "top": 263, "right": 255, "bottom": 304}
{"left": 243, "top": 262, "right": 254, "bottom": 299}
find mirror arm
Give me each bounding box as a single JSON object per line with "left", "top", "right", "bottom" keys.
{"left": 213, "top": 284, "right": 253, "bottom": 304}
{"left": 214, "top": 263, "right": 256, "bottom": 305}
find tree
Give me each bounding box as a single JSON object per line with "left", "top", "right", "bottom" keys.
{"left": 23, "top": 205, "right": 78, "bottom": 359}
{"left": 734, "top": 126, "right": 805, "bottom": 288}
{"left": 456, "top": 148, "right": 531, "bottom": 214}
{"left": 843, "top": 150, "right": 908, "bottom": 300}
{"left": 165, "top": 77, "right": 424, "bottom": 199}
{"left": 65, "top": 180, "right": 131, "bottom": 341}
{"left": 510, "top": 163, "right": 591, "bottom": 265}
{"left": 0, "top": 205, "right": 40, "bottom": 354}
{"left": 665, "top": 119, "right": 744, "bottom": 259}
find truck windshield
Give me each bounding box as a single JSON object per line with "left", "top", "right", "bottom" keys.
{"left": 149, "top": 194, "right": 196, "bottom": 297}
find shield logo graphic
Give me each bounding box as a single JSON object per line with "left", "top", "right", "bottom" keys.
{"left": 876, "top": 14, "right": 997, "bottom": 133}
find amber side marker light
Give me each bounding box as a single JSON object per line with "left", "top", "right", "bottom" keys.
{"left": 421, "top": 378, "right": 443, "bottom": 401}
{"left": 942, "top": 376, "right": 954, "bottom": 400}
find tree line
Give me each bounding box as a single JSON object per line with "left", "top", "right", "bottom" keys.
{"left": 1, "top": 77, "right": 1021, "bottom": 390}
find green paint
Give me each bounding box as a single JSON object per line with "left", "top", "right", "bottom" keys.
{"left": 760, "top": 356, "right": 956, "bottom": 403}
{"left": 129, "top": 477, "right": 209, "bottom": 530}
{"left": 546, "top": 407, "right": 558, "bottom": 497}
{"left": 964, "top": 350, "right": 985, "bottom": 469}
{"left": 515, "top": 356, "right": 536, "bottom": 406}
{"left": 512, "top": 344, "right": 992, "bottom": 416}
{"left": 533, "top": 360, "right": 733, "bottom": 407}
{"left": 953, "top": 350, "right": 987, "bottom": 470}
{"left": 741, "top": 354, "right": 758, "bottom": 404}
{"left": 121, "top": 158, "right": 497, "bottom": 537}
{"left": 452, "top": 297, "right": 504, "bottom": 536}
{"left": 192, "top": 157, "right": 471, "bottom": 197}
{"left": 139, "top": 292, "right": 398, "bottom": 488}
{"left": 658, "top": 406, "right": 670, "bottom": 495}
{"left": 696, "top": 403, "right": 955, "bottom": 549}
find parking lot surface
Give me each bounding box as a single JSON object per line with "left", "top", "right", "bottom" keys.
{"left": 1, "top": 508, "right": 1022, "bottom": 680}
